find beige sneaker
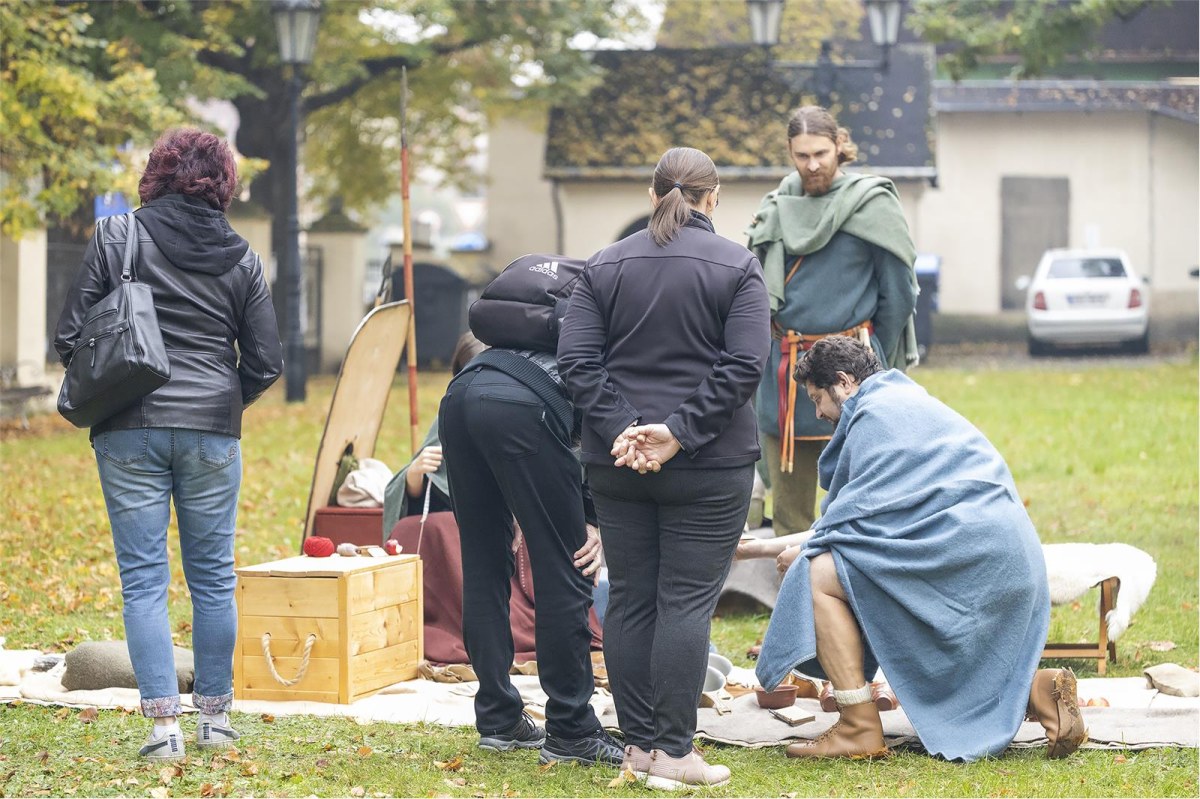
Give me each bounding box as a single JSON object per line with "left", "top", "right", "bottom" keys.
{"left": 645, "top": 747, "right": 730, "bottom": 790}
{"left": 621, "top": 744, "right": 652, "bottom": 780}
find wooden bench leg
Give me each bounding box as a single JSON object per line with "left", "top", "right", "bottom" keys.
{"left": 1100, "top": 577, "right": 1119, "bottom": 671}
{"left": 1042, "top": 576, "right": 1121, "bottom": 675}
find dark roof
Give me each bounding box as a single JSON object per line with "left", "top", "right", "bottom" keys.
{"left": 1094, "top": 2, "right": 1197, "bottom": 60}
{"left": 544, "top": 44, "right": 936, "bottom": 180}
{"left": 934, "top": 80, "right": 1199, "bottom": 123}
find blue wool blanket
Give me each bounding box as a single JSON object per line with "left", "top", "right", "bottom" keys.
{"left": 756, "top": 370, "right": 1049, "bottom": 761}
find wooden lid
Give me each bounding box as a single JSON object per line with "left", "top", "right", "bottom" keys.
{"left": 236, "top": 554, "right": 419, "bottom": 578}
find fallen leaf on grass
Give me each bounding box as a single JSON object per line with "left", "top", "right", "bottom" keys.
{"left": 607, "top": 770, "right": 636, "bottom": 788}
{"left": 124, "top": 777, "right": 140, "bottom": 785}
{"left": 77, "top": 707, "right": 99, "bottom": 724}
{"left": 444, "top": 778, "right": 467, "bottom": 787}
{"left": 350, "top": 787, "right": 366, "bottom": 797}
{"left": 240, "top": 763, "right": 258, "bottom": 777}
{"left": 316, "top": 759, "right": 331, "bottom": 770}
{"left": 536, "top": 761, "right": 555, "bottom": 774}
{"left": 199, "top": 782, "right": 217, "bottom": 798}
{"left": 260, "top": 713, "right": 275, "bottom": 723}
{"left": 2, "top": 771, "right": 15, "bottom": 785}
{"left": 37, "top": 750, "right": 49, "bottom": 764}
{"left": 779, "top": 793, "right": 798, "bottom": 799}
{"left": 323, "top": 742, "right": 335, "bottom": 752}
{"left": 159, "top": 765, "right": 183, "bottom": 785}
{"left": 150, "top": 787, "right": 170, "bottom": 799}
{"left": 435, "top": 756, "right": 464, "bottom": 771}
{"left": 54, "top": 707, "right": 71, "bottom": 720}
{"left": 1147, "top": 641, "right": 1176, "bottom": 652}
{"left": 357, "top": 745, "right": 374, "bottom": 757}
{"left": 1114, "top": 754, "right": 1128, "bottom": 764}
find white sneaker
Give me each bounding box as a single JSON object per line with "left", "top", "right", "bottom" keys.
{"left": 196, "top": 712, "right": 241, "bottom": 748}
{"left": 645, "top": 747, "right": 730, "bottom": 790}
{"left": 139, "top": 723, "right": 185, "bottom": 760}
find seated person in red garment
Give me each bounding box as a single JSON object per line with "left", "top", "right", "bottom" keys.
{"left": 382, "top": 333, "right": 605, "bottom": 666}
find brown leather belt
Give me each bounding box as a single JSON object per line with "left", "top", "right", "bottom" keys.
{"left": 777, "top": 321, "right": 873, "bottom": 472}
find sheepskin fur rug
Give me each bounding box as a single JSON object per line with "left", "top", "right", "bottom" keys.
{"left": 1042, "top": 543, "right": 1157, "bottom": 641}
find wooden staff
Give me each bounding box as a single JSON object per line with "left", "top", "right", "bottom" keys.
{"left": 400, "top": 66, "right": 420, "bottom": 454}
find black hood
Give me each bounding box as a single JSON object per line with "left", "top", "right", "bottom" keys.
{"left": 136, "top": 194, "right": 250, "bottom": 275}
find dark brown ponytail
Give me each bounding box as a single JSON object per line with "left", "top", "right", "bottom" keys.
{"left": 647, "top": 147, "right": 719, "bottom": 247}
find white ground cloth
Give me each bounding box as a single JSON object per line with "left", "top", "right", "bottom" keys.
{"left": 2, "top": 651, "right": 1194, "bottom": 751}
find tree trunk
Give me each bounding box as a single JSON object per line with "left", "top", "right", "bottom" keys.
{"left": 233, "top": 88, "right": 297, "bottom": 334}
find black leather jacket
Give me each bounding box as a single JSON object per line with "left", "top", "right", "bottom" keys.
{"left": 54, "top": 194, "right": 283, "bottom": 438}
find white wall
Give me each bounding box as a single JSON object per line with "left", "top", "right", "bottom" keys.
{"left": 0, "top": 228, "right": 49, "bottom": 383}
{"left": 228, "top": 213, "right": 273, "bottom": 283}
{"left": 486, "top": 116, "right": 558, "bottom": 264}
{"left": 1148, "top": 115, "right": 1200, "bottom": 314}
{"left": 918, "top": 111, "right": 1199, "bottom": 313}
{"left": 307, "top": 229, "right": 369, "bottom": 373}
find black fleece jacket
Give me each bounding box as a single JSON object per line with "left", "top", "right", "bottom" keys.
{"left": 54, "top": 194, "right": 283, "bottom": 438}
{"left": 558, "top": 212, "right": 770, "bottom": 469}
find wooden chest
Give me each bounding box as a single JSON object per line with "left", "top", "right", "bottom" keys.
{"left": 233, "top": 555, "right": 422, "bottom": 704}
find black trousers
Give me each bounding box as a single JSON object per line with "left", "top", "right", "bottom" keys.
{"left": 587, "top": 464, "right": 754, "bottom": 757}
{"left": 438, "top": 366, "right": 599, "bottom": 739}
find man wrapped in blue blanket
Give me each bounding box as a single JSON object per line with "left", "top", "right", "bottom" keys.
{"left": 743, "top": 336, "right": 1087, "bottom": 762}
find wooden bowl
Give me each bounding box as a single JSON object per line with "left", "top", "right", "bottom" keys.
{"left": 755, "top": 684, "right": 798, "bottom": 710}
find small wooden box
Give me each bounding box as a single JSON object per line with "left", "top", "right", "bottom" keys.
{"left": 234, "top": 555, "right": 423, "bottom": 704}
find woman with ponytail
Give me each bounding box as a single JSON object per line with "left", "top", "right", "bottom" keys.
{"left": 558, "top": 147, "right": 770, "bottom": 789}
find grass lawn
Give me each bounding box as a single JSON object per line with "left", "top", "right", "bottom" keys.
{"left": 1, "top": 356, "right": 1196, "bottom": 797}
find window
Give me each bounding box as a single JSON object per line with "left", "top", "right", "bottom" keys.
{"left": 1047, "top": 258, "right": 1126, "bottom": 279}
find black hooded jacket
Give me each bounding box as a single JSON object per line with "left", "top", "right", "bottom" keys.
{"left": 54, "top": 194, "right": 283, "bottom": 438}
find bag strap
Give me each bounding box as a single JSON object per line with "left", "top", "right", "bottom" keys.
{"left": 120, "top": 211, "right": 139, "bottom": 283}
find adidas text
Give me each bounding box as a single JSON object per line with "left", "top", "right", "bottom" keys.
{"left": 529, "top": 261, "right": 560, "bottom": 279}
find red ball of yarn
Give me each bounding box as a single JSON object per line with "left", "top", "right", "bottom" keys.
{"left": 303, "top": 536, "right": 335, "bottom": 558}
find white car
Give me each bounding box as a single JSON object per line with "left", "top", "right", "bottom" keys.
{"left": 1018, "top": 248, "right": 1150, "bottom": 355}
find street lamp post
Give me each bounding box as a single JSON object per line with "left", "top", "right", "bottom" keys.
{"left": 271, "top": 0, "right": 321, "bottom": 403}
{"left": 746, "top": 0, "right": 902, "bottom": 107}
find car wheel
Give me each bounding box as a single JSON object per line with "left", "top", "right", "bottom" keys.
{"left": 1028, "top": 336, "right": 1051, "bottom": 357}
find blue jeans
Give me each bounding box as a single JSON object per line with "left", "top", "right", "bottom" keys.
{"left": 95, "top": 428, "right": 241, "bottom": 718}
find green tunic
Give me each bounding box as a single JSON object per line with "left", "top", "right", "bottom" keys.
{"left": 746, "top": 172, "right": 918, "bottom": 440}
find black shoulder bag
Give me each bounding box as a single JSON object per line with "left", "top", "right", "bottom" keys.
{"left": 57, "top": 212, "right": 171, "bottom": 428}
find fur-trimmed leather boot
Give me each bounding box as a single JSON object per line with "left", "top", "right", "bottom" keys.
{"left": 786, "top": 686, "right": 889, "bottom": 760}
{"left": 1027, "top": 668, "right": 1088, "bottom": 759}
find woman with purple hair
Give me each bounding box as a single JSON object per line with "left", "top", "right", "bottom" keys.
{"left": 55, "top": 129, "right": 283, "bottom": 760}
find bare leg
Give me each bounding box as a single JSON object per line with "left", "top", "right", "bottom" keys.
{"left": 787, "top": 552, "right": 887, "bottom": 760}
{"left": 809, "top": 553, "right": 867, "bottom": 690}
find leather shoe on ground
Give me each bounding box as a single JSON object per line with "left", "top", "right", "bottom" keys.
{"left": 1027, "top": 668, "right": 1088, "bottom": 759}
{"left": 786, "top": 702, "right": 889, "bottom": 760}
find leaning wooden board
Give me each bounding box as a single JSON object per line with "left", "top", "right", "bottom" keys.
{"left": 301, "top": 301, "right": 412, "bottom": 547}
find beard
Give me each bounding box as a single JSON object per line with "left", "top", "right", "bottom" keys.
{"left": 800, "top": 163, "right": 838, "bottom": 196}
